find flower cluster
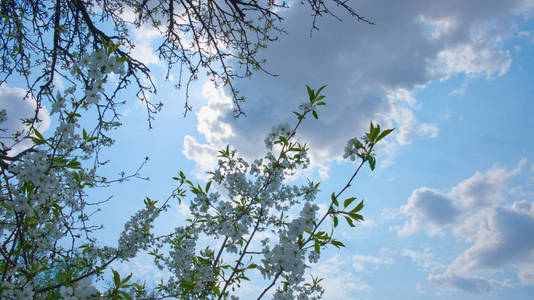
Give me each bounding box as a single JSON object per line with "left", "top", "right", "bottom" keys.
{"left": 259, "top": 202, "right": 319, "bottom": 284}
{"left": 59, "top": 278, "right": 100, "bottom": 299}
{"left": 0, "top": 71, "right": 392, "bottom": 299}
{"left": 264, "top": 123, "right": 292, "bottom": 150}
{"left": 297, "top": 102, "right": 316, "bottom": 113}
{"left": 71, "top": 49, "right": 125, "bottom": 105}
{"left": 117, "top": 203, "right": 161, "bottom": 259}
{"left": 0, "top": 46, "right": 129, "bottom": 299}
{"left": 0, "top": 281, "right": 34, "bottom": 300}
{"left": 343, "top": 137, "right": 365, "bottom": 161}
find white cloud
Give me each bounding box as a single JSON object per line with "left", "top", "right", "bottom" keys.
{"left": 0, "top": 85, "right": 50, "bottom": 155}
{"left": 182, "top": 135, "right": 219, "bottom": 178}
{"left": 118, "top": 6, "right": 163, "bottom": 67}
{"left": 183, "top": 0, "right": 530, "bottom": 175}
{"left": 450, "top": 160, "right": 524, "bottom": 209}
{"left": 130, "top": 41, "right": 161, "bottom": 66}
{"left": 429, "top": 273, "right": 506, "bottom": 294}
{"left": 398, "top": 159, "right": 534, "bottom": 293}
{"left": 351, "top": 250, "right": 394, "bottom": 272}
{"left": 303, "top": 251, "right": 395, "bottom": 298}
{"left": 399, "top": 187, "right": 460, "bottom": 236}
{"left": 112, "top": 251, "right": 170, "bottom": 284}
{"left": 433, "top": 44, "right": 511, "bottom": 80}
{"left": 417, "top": 123, "right": 439, "bottom": 138}
{"left": 402, "top": 246, "right": 446, "bottom": 274}
{"left": 402, "top": 245, "right": 511, "bottom": 294}
{"left": 449, "top": 204, "right": 534, "bottom": 276}
{"left": 181, "top": 82, "right": 237, "bottom": 178}
{"left": 399, "top": 160, "right": 525, "bottom": 236}
{"left": 196, "top": 83, "right": 235, "bottom": 145}
{"left": 311, "top": 255, "right": 371, "bottom": 300}
{"left": 388, "top": 100, "right": 416, "bottom": 145}
{"left": 176, "top": 201, "right": 190, "bottom": 217}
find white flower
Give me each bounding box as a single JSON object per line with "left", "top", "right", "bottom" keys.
{"left": 85, "top": 88, "right": 101, "bottom": 104}
{"left": 113, "top": 58, "right": 125, "bottom": 75}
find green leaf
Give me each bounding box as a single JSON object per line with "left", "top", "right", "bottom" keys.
{"left": 345, "top": 216, "right": 355, "bottom": 227}
{"left": 371, "top": 128, "right": 380, "bottom": 141}
{"left": 30, "top": 137, "right": 45, "bottom": 145}
{"left": 306, "top": 85, "right": 314, "bottom": 100}
{"left": 330, "top": 240, "right": 345, "bottom": 248}
{"left": 213, "top": 285, "right": 221, "bottom": 297}
{"left": 331, "top": 192, "right": 338, "bottom": 207}
{"left": 368, "top": 155, "right": 376, "bottom": 171}
{"left": 351, "top": 200, "right": 364, "bottom": 213}
{"left": 99, "top": 35, "right": 107, "bottom": 47}
{"left": 73, "top": 171, "right": 81, "bottom": 183}
{"left": 333, "top": 215, "right": 338, "bottom": 227}
{"left": 122, "top": 273, "right": 133, "bottom": 285}
{"left": 112, "top": 269, "right": 120, "bottom": 287}
{"left": 121, "top": 291, "right": 132, "bottom": 300}
{"left": 376, "top": 128, "right": 395, "bottom": 142}
{"left": 316, "top": 85, "right": 327, "bottom": 96}
{"left": 350, "top": 213, "right": 364, "bottom": 222}
{"left": 109, "top": 42, "right": 120, "bottom": 55}
{"left": 315, "top": 95, "right": 325, "bottom": 102}
{"left": 67, "top": 159, "right": 81, "bottom": 169}
{"left": 315, "top": 231, "right": 328, "bottom": 240}
{"left": 312, "top": 110, "right": 318, "bottom": 119}
{"left": 33, "top": 128, "right": 45, "bottom": 142}
{"left": 343, "top": 197, "right": 356, "bottom": 209}
{"left": 205, "top": 181, "right": 212, "bottom": 192}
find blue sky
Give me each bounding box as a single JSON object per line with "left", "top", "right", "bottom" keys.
{"left": 2, "top": 0, "right": 534, "bottom": 299}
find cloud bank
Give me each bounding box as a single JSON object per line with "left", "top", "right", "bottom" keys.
{"left": 0, "top": 85, "right": 50, "bottom": 155}
{"left": 398, "top": 160, "right": 534, "bottom": 293}
{"left": 183, "top": 0, "right": 531, "bottom": 176}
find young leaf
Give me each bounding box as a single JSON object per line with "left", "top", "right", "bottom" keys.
{"left": 112, "top": 269, "right": 120, "bottom": 287}
{"left": 343, "top": 197, "right": 356, "bottom": 209}
{"left": 350, "top": 213, "right": 364, "bottom": 222}
{"left": 314, "top": 239, "right": 320, "bottom": 254}
{"left": 122, "top": 273, "right": 133, "bottom": 285}
{"left": 368, "top": 155, "right": 376, "bottom": 171}
{"left": 306, "top": 85, "right": 314, "bottom": 100}
{"left": 351, "top": 200, "right": 364, "bottom": 213}
{"left": 331, "top": 192, "right": 338, "bottom": 207}
{"left": 109, "top": 42, "right": 120, "bottom": 55}
{"left": 345, "top": 216, "right": 355, "bottom": 227}
{"left": 205, "top": 181, "right": 212, "bottom": 192}
{"left": 330, "top": 240, "right": 345, "bottom": 248}
{"left": 376, "top": 128, "right": 395, "bottom": 142}
{"left": 33, "top": 128, "right": 46, "bottom": 142}
{"left": 316, "top": 85, "right": 327, "bottom": 96}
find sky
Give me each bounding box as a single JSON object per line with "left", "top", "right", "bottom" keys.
{"left": 2, "top": 0, "right": 534, "bottom": 299}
